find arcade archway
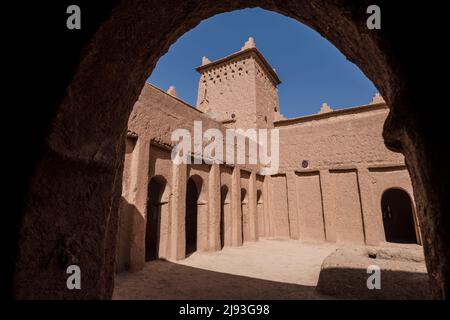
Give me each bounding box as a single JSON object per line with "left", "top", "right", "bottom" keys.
{"left": 381, "top": 188, "right": 419, "bottom": 244}
{"left": 186, "top": 176, "right": 202, "bottom": 256}
{"left": 145, "top": 176, "right": 170, "bottom": 261}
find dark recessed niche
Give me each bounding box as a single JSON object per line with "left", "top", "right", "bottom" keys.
{"left": 301, "top": 160, "right": 309, "bottom": 168}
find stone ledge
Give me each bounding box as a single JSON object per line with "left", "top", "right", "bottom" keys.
{"left": 316, "top": 246, "right": 431, "bottom": 299}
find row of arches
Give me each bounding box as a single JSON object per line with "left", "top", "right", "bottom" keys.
{"left": 144, "top": 176, "right": 419, "bottom": 264}
{"left": 145, "top": 174, "right": 263, "bottom": 261}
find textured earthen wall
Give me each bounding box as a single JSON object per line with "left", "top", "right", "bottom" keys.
{"left": 116, "top": 138, "right": 138, "bottom": 272}
{"left": 197, "top": 48, "right": 283, "bottom": 129}
{"left": 120, "top": 85, "right": 224, "bottom": 267}
{"left": 122, "top": 81, "right": 270, "bottom": 260}
{"left": 130, "top": 84, "right": 225, "bottom": 147}
{"left": 295, "top": 172, "right": 326, "bottom": 242}
{"left": 269, "top": 105, "right": 416, "bottom": 246}
{"left": 268, "top": 175, "right": 290, "bottom": 238}
{"left": 254, "top": 58, "right": 282, "bottom": 127}
{"left": 123, "top": 84, "right": 263, "bottom": 261}
{"left": 277, "top": 105, "right": 404, "bottom": 171}
{"left": 197, "top": 54, "right": 257, "bottom": 129}
{"left": 330, "top": 169, "right": 366, "bottom": 243}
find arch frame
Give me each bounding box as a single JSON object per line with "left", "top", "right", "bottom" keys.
{"left": 145, "top": 175, "right": 172, "bottom": 262}
{"left": 220, "top": 184, "right": 232, "bottom": 248}
{"left": 380, "top": 187, "right": 421, "bottom": 245}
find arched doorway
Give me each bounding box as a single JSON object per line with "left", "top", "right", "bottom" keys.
{"left": 256, "top": 190, "right": 264, "bottom": 237}
{"left": 241, "top": 188, "right": 248, "bottom": 243}
{"left": 145, "top": 176, "right": 169, "bottom": 261}
{"left": 220, "top": 186, "right": 230, "bottom": 248}
{"left": 381, "top": 188, "right": 418, "bottom": 244}
{"left": 185, "top": 177, "right": 201, "bottom": 256}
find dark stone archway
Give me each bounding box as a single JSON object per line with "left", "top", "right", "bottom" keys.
{"left": 241, "top": 188, "right": 248, "bottom": 243}
{"left": 145, "top": 177, "right": 167, "bottom": 261}
{"left": 381, "top": 188, "right": 418, "bottom": 244}
{"left": 220, "top": 186, "right": 230, "bottom": 249}
{"left": 185, "top": 178, "right": 200, "bottom": 257}
{"left": 8, "top": 0, "right": 448, "bottom": 299}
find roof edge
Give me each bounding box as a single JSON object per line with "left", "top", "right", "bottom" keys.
{"left": 274, "top": 103, "right": 388, "bottom": 127}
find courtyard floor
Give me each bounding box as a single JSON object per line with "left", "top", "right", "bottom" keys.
{"left": 113, "top": 239, "right": 339, "bottom": 299}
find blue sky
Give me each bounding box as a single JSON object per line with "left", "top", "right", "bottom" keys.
{"left": 148, "top": 8, "right": 378, "bottom": 118}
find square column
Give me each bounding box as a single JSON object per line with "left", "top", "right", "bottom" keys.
{"left": 129, "top": 139, "right": 150, "bottom": 271}
{"left": 247, "top": 170, "right": 258, "bottom": 241}
{"left": 231, "top": 166, "right": 243, "bottom": 246}
{"left": 263, "top": 175, "right": 273, "bottom": 237}
{"left": 169, "top": 163, "right": 187, "bottom": 260}
{"left": 208, "top": 164, "right": 221, "bottom": 250}
{"left": 286, "top": 171, "right": 300, "bottom": 239}
{"left": 319, "top": 170, "right": 335, "bottom": 242}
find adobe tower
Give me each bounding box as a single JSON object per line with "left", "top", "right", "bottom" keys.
{"left": 196, "top": 37, "right": 285, "bottom": 129}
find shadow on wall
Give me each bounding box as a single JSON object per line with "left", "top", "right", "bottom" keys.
{"left": 116, "top": 198, "right": 145, "bottom": 272}
{"left": 113, "top": 260, "right": 322, "bottom": 300}
{"left": 317, "top": 267, "right": 431, "bottom": 300}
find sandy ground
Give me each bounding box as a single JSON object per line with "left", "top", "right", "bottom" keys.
{"left": 113, "top": 239, "right": 339, "bottom": 299}
{"left": 113, "top": 240, "right": 429, "bottom": 299}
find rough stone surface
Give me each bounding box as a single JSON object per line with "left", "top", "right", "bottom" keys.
{"left": 316, "top": 245, "right": 431, "bottom": 299}
{"left": 367, "top": 243, "right": 425, "bottom": 263}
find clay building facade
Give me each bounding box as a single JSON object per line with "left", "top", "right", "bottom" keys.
{"left": 116, "top": 38, "right": 421, "bottom": 272}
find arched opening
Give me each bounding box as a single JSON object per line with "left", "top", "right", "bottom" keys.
{"left": 11, "top": 1, "right": 448, "bottom": 300}
{"left": 381, "top": 188, "right": 418, "bottom": 244}
{"left": 241, "top": 188, "right": 248, "bottom": 243}
{"left": 220, "top": 185, "right": 230, "bottom": 249}
{"left": 185, "top": 176, "right": 202, "bottom": 256}
{"left": 256, "top": 190, "right": 264, "bottom": 237}
{"left": 145, "top": 178, "right": 161, "bottom": 261}
{"left": 145, "top": 176, "right": 169, "bottom": 261}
